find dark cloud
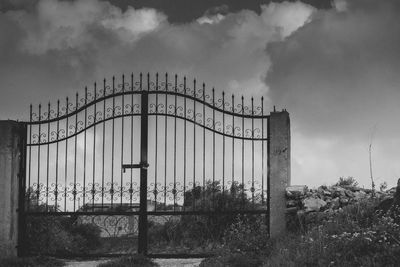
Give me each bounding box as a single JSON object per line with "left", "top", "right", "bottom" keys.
{"left": 0, "top": 0, "right": 329, "bottom": 16}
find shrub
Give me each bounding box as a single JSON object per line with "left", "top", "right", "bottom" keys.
{"left": 24, "top": 188, "right": 102, "bottom": 255}
{"left": 335, "top": 176, "right": 358, "bottom": 187}
{"left": 148, "top": 181, "right": 258, "bottom": 249}
{"left": 25, "top": 216, "right": 101, "bottom": 255}
{"left": 98, "top": 254, "right": 158, "bottom": 267}
{"left": 0, "top": 256, "right": 64, "bottom": 267}
{"left": 264, "top": 199, "right": 400, "bottom": 266}
{"left": 222, "top": 215, "right": 269, "bottom": 254}
{"left": 200, "top": 253, "right": 264, "bottom": 267}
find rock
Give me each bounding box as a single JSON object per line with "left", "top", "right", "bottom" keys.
{"left": 323, "top": 190, "right": 332, "bottom": 196}
{"left": 286, "top": 185, "right": 308, "bottom": 198}
{"left": 332, "top": 186, "right": 346, "bottom": 198}
{"left": 345, "top": 189, "right": 355, "bottom": 198}
{"left": 339, "top": 197, "right": 349, "bottom": 205}
{"left": 353, "top": 190, "right": 367, "bottom": 200}
{"left": 287, "top": 199, "right": 299, "bottom": 208}
{"left": 303, "top": 197, "right": 327, "bottom": 212}
{"left": 330, "top": 197, "right": 340, "bottom": 209}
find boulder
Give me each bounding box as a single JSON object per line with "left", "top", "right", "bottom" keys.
{"left": 303, "top": 197, "right": 327, "bottom": 212}
{"left": 353, "top": 190, "right": 367, "bottom": 200}
{"left": 286, "top": 185, "right": 308, "bottom": 198}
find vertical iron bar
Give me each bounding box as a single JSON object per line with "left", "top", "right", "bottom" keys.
{"left": 212, "top": 89, "right": 215, "bottom": 207}
{"left": 74, "top": 93, "right": 78, "bottom": 211}
{"left": 192, "top": 78, "right": 196, "bottom": 211}
{"left": 37, "top": 104, "right": 41, "bottom": 209}
{"left": 183, "top": 77, "right": 187, "bottom": 211}
{"left": 154, "top": 73, "right": 159, "bottom": 211}
{"left": 130, "top": 74, "right": 134, "bottom": 207}
{"left": 64, "top": 98, "right": 69, "bottom": 212}
{"left": 111, "top": 76, "right": 115, "bottom": 207}
{"left": 241, "top": 96, "right": 244, "bottom": 208}
{"left": 202, "top": 83, "right": 205, "bottom": 209}
{"left": 121, "top": 75, "right": 125, "bottom": 205}
{"left": 261, "top": 97, "right": 264, "bottom": 205}
{"left": 83, "top": 89, "right": 87, "bottom": 207}
{"left": 232, "top": 95, "right": 235, "bottom": 190}
{"left": 92, "top": 85, "right": 97, "bottom": 211}
{"left": 102, "top": 80, "right": 106, "bottom": 208}
{"left": 267, "top": 115, "right": 271, "bottom": 236}
{"left": 222, "top": 92, "right": 225, "bottom": 205}
{"left": 164, "top": 73, "right": 168, "bottom": 208}
{"left": 28, "top": 105, "right": 32, "bottom": 211}
{"left": 138, "top": 74, "right": 149, "bottom": 255}
{"left": 55, "top": 101, "right": 60, "bottom": 209}
{"left": 251, "top": 97, "right": 254, "bottom": 205}
{"left": 173, "top": 74, "right": 177, "bottom": 210}
{"left": 46, "top": 103, "right": 50, "bottom": 210}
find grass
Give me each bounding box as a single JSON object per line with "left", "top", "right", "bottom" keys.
{"left": 200, "top": 196, "right": 400, "bottom": 267}
{"left": 0, "top": 256, "right": 64, "bottom": 267}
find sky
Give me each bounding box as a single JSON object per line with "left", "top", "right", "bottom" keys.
{"left": 0, "top": 0, "right": 399, "bottom": 188}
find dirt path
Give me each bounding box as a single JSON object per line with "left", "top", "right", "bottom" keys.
{"left": 63, "top": 258, "right": 203, "bottom": 267}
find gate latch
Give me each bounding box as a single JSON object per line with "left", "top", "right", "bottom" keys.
{"left": 122, "top": 162, "right": 149, "bottom": 173}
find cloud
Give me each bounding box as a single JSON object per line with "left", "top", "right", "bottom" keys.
{"left": 0, "top": 0, "right": 314, "bottom": 121}
{"left": 266, "top": 0, "right": 400, "bottom": 186}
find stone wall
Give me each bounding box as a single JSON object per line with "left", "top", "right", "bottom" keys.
{"left": 286, "top": 184, "right": 396, "bottom": 214}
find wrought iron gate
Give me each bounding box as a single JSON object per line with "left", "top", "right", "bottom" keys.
{"left": 21, "top": 73, "right": 270, "bottom": 257}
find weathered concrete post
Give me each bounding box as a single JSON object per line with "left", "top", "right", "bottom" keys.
{"left": 268, "top": 110, "right": 290, "bottom": 238}
{"left": 0, "top": 121, "right": 26, "bottom": 258}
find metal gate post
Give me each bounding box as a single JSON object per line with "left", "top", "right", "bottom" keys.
{"left": 138, "top": 90, "right": 149, "bottom": 254}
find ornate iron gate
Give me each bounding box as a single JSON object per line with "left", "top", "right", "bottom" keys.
{"left": 22, "top": 73, "right": 270, "bottom": 257}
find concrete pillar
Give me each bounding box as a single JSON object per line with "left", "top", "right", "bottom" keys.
{"left": 268, "top": 110, "right": 290, "bottom": 238}
{"left": 0, "top": 121, "right": 26, "bottom": 258}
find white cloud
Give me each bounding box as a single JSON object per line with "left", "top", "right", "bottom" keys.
{"left": 197, "top": 13, "right": 225, "bottom": 25}
{"left": 8, "top": 0, "right": 166, "bottom": 54}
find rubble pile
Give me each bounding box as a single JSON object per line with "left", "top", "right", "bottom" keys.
{"left": 286, "top": 184, "right": 396, "bottom": 213}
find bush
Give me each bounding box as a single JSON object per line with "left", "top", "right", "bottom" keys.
{"left": 204, "top": 195, "right": 400, "bottom": 266}
{"left": 26, "top": 216, "right": 101, "bottom": 255}
{"left": 200, "top": 253, "right": 264, "bottom": 267}
{"left": 24, "top": 188, "right": 102, "bottom": 255}
{"left": 148, "top": 181, "right": 258, "bottom": 250}
{"left": 98, "top": 254, "right": 158, "bottom": 267}
{"left": 222, "top": 215, "right": 269, "bottom": 254}
{"left": 0, "top": 256, "right": 64, "bottom": 267}
{"left": 336, "top": 176, "right": 358, "bottom": 187}
{"left": 264, "top": 199, "right": 400, "bottom": 266}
